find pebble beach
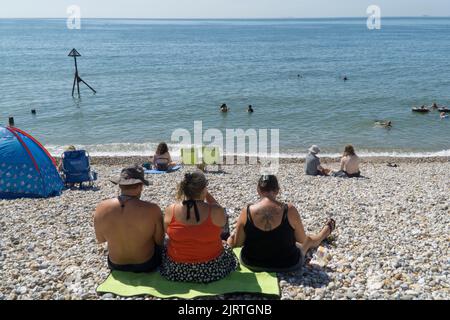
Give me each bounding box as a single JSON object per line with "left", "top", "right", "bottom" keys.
{"left": 0, "top": 157, "right": 448, "bottom": 300}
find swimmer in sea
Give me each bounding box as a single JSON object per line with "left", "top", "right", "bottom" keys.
{"left": 220, "top": 103, "right": 229, "bottom": 113}
{"left": 247, "top": 105, "right": 254, "bottom": 113}
{"left": 375, "top": 120, "right": 392, "bottom": 128}
{"left": 441, "top": 112, "right": 449, "bottom": 119}
{"left": 343, "top": 76, "right": 348, "bottom": 81}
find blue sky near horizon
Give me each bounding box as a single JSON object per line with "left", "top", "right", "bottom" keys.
{"left": 0, "top": 0, "right": 449, "bottom": 18}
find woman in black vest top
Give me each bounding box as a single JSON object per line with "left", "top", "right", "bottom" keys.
{"left": 227, "top": 175, "right": 335, "bottom": 272}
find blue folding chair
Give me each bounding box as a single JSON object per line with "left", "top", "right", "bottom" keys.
{"left": 61, "top": 150, "right": 97, "bottom": 188}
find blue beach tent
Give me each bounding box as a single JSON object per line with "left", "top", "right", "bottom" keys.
{"left": 0, "top": 126, "right": 63, "bottom": 199}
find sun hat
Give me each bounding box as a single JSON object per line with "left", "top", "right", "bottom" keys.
{"left": 308, "top": 145, "right": 321, "bottom": 154}
{"left": 110, "top": 165, "right": 150, "bottom": 186}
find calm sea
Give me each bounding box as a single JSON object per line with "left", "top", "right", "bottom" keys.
{"left": 0, "top": 18, "right": 449, "bottom": 157}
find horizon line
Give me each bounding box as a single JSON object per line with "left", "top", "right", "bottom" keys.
{"left": 0, "top": 15, "right": 448, "bottom": 20}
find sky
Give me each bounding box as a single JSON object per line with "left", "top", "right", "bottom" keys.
{"left": 0, "top": 0, "right": 449, "bottom": 19}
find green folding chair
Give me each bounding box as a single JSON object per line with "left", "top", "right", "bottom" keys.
{"left": 202, "top": 146, "right": 222, "bottom": 172}
{"left": 180, "top": 147, "right": 199, "bottom": 166}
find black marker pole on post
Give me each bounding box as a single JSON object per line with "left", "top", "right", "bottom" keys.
{"left": 68, "top": 48, "right": 96, "bottom": 98}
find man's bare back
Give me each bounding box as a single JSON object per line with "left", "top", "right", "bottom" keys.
{"left": 94, "top": 197, "right": 164, "bottom": 265}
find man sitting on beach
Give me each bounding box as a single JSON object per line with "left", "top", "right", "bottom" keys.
{"left": 304, "top": 145, "right": 330, "bottom": 176}
{"left": 93, "top": 165, "right": 164, "bottom": 273}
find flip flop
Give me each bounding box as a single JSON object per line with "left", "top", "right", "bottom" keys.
{"left": 323, "top": 219, "right": 336, "bottom": 245}
{"left": 387, "top": 163, "right": 398, "bottom": 168}
{"left": 325, "top": 218, "right": 336, "bottom": 235}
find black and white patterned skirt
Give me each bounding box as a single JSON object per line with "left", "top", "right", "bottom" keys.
{"left": 160, "top": 245, "right": 239, "bottom": 283}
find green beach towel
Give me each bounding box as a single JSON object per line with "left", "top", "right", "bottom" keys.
{"left": 97, "top": 249, "right": 280, "bottom": 299}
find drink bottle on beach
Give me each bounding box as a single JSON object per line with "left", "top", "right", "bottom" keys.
{"left": 311, "top": 246, "right": 332, "bottom": 267}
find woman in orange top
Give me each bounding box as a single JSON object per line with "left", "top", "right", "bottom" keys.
{"left": 160, "top": 171, "right": 238, "bottom": 283}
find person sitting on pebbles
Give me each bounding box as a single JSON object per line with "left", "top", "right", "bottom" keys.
{"left": 304, "top": 145, "right": 331, "bottom": 176}
{"left": 332, "top": 145, "right": 361, "bottom": 178}
{"left": 160, "top": 171, "right": 238, "bottom": 283}
{"left": 152, "top": 142, "right": 177, "bottom": 171}
{"left": 93, "top": 165, "right": 164, "bottom": 273}
{"left": 227, "top": 175, "right": 336, "bottom": 272}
